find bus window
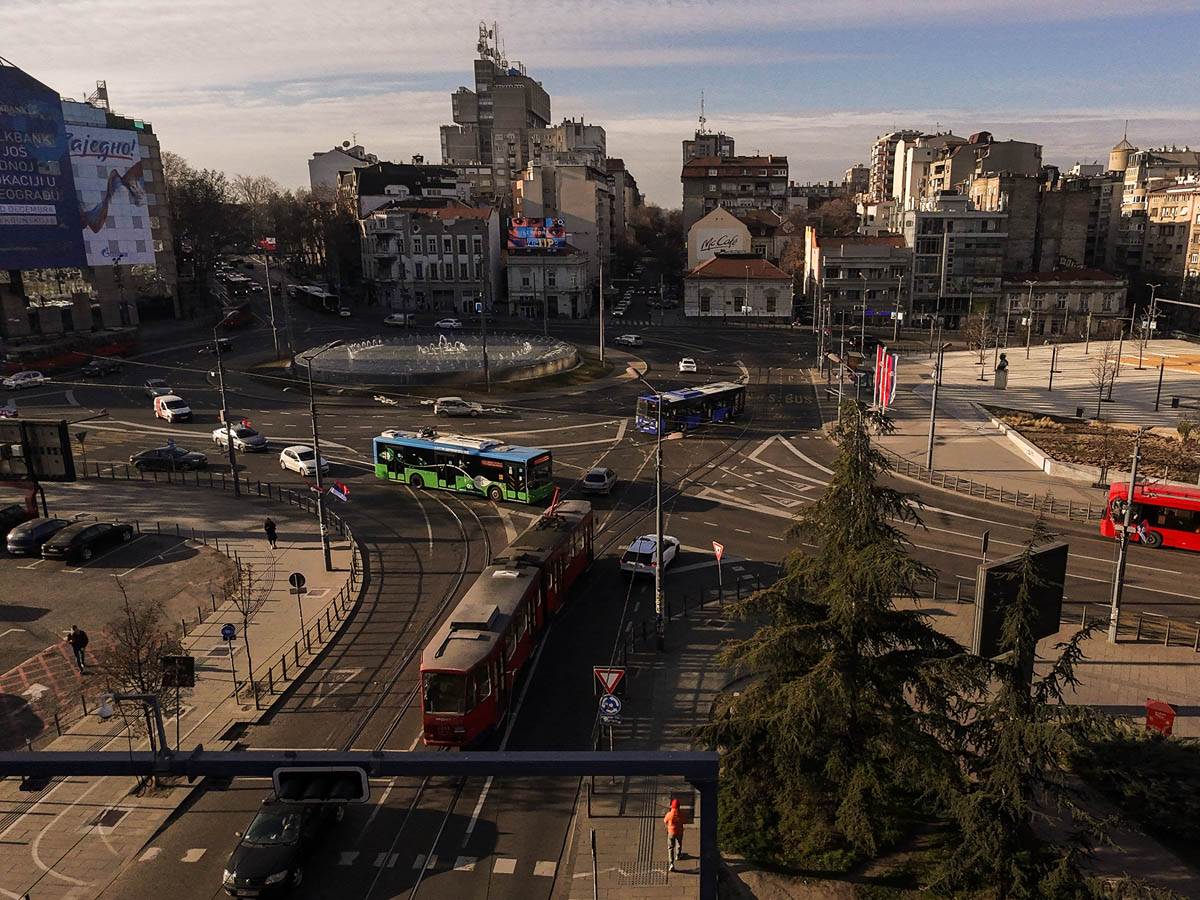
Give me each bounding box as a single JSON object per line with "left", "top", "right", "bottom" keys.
{"left": 424, "top": 672, "right": 466, "bottom": 714}
{"left": 636, "top": 397, "right": 657, "bottom": 420}
{"left": 528, "top": 454, "right": 552, "bottom": 489}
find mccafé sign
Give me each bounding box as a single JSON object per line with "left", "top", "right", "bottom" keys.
{"left": 699, "top": 233, "right": 740, "bottom": 253}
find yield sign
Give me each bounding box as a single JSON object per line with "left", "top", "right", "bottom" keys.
{"left": 712, "top": 541, "right": 725, "bottom": 562}
{"left": 594, "top": 666, "right": 625, "bottom": 694}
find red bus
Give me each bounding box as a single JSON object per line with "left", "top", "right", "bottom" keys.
{"left": 1099, "top": 481, "right": 1200, "bottom": 551}
{"left": 420, "top": 500, "right": 594, "bottom": 746}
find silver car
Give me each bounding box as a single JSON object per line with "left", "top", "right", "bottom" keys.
{"left": 434, "top": 396, "right": 482, "bottom": 418}
{"left": 581, "top": 467, "right": 617, "bottom": 495}
{"left": 212, "top": 426, "right": 268, "bottom": 452}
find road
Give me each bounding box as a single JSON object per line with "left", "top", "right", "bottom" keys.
{"left": 3, "top": 280, "right": 1197, "bottom": 900}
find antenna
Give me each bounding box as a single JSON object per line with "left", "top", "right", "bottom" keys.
{"left": 698, "top": 90, "right": 707, "bottom": 134}
{"left": 1123, "top": 119, "right": 1129, "bottom": 141}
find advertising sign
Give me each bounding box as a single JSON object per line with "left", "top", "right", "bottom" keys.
{"left": 66, "top": 124, "right": 154, "bottom": 266}
{"left": 0, "top": 66, "right": 87, "bottom": 269}
{"left": 507, "top": 216, "right": 567, "bottom": 251}
{"left": 1145, "top": 698, "right": 1176, "bottom": 736}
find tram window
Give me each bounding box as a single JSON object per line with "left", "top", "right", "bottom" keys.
{"left": 424, "top": 672, "right": 466, "bottom": 714}
{"left": 505, "top": 624, "right": 517, "bottom": 659}
{"left": 476, "top": 663, "right": 492, "bottom": 699}
{"left": 465, "top": 672, "right": 479, "bottom": 710}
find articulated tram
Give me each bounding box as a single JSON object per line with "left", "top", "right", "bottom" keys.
{"left": 420, "top": 500, "right": 594, "bottom": 746}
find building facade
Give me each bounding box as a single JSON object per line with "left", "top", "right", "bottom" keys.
{"left": 967, "top": 172, "right": 1091, "bottom": 274}
{"left": 514, "top": 162, "right": 614, "bottom": 283}
{"left": 1001, "top": 269, "right": 1127, "bottom": 338}
{"left": 1143, "top": 178, "right": 1200, "bottom": 295}
{"left": 526, "top": 118, "right": 606, "bottom": 168}
{"left": 505, "top": 246, "right": 592, "bottom": 319}
{"left": 605, "top": 158, "right": 641, "bottom": 244}
{"left": 802, "top": 230, "right": 910, "bottom": 323}
{"left": 359, "top": 202, "right": 501, "bottom": 314}
{"left": 308, "top": 143, "right": 377, "bottom": 198}
{"left": 683, "top": 129, "right": 735, "bottom": 163}
{"left": 843, "top": 164, "right": 869, "bottom": 197}
{"left": 1115, "top": 146, "right": 1200, "bottom": 271}
{"left": 340, "top": 162, "right": 472, "bottom": 217}
{"left": 868, "top": 129, "right": 922, "bottom": 202}
{"left": 684, "top": 254, "right": 792, "bottom": 320}
{"left": 681, "top": 155, "right": 788, "bottom": 231}
{"left": 686, "top": 207, "right": 751, "bottom": 270}
{"left": 924, "top": 133, "right": 1042, "bottom": 199}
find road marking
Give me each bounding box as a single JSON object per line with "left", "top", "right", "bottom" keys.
{"left": 534, "top": 860, "right": 557, "bottom": 877}
{"left": 138, "top": 847, "right": 161, "bottom": 862}
{"left": 181, "top": 848, "right": 206, "bottom": 863}
{"left": 309, "top": 667, "right": 363, "bottom": 708}
{"left": 17, "top": 558, "right": 46, "bottom": 569}
{"left": 493, "top": 857, "right": 517, "bottom": 874}
{"left": 461, "top": 776, "right": 493, "bottom": 847}
{"left": 339, "top": 850, "right": 359, "bottom": 866}
{"left": 703, "top": 522, "right": 719, "bottom": 527}
{"left": 412, "top": 853, "right": 427, "bottom": 870}
{"left": 769, "top": 535, "right": 784, "bottom": 541}
{"left": 374, "top": 851, "right": 399, "bottom": 867}
{"left": 453, "top": 856, "right": 477, "bottom": 871}
{"left": 734, "top": 529, "right": 751, "bottom": 534}
{"left": 357, "top": 777, "right": 395, "bottom": 841}
{"left": 0, "top": 627, "right": 27, "bottom": 640}
{"left": 65, "top": 390, "right": 79, "bottom": 406}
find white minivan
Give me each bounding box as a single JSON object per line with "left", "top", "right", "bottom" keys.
{"left": 153, "top": 394, "right": 193, "bottom": 423}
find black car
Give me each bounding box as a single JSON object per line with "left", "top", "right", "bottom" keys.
{"left": 81, "top": 358, "right": 123, "bottom": 376}
{"left": 0, "top": 503, "right": 33, "bottom": 539}
{"left": 130, "top": 446, "right": 209, "bottom": 472}
{"left": 7, "top": 517, "right": 71, "bottom": 555}
{"left": 222, "top": 799, "right": 341, "bottom": 896}
{"left": 41, "top": 520, "right": 133, "bottom": 562}
{"left": 199, "top": 337, "right": 233, "bottom": 354}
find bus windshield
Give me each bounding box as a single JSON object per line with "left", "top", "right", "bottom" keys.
{"left": 528, "top": 455, "right": 553, "bottom": 488}
{"left": 636, "top": 396, "right": 658, "bottom": 420}
{"left": 424, "top": 672, "right": 466, "bottom": 714}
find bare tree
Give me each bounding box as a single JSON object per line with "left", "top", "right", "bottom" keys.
{"left": 223, "top": 561, "right": 270, "bottom": 704}
{"left": 232, "top": 174, "right": 281, "bottom": 241}
{"left": 1090, "top": 342, "right": 1119, "bottom": 419}
{"left": 961, "top": 314, "right": 997, "bottom": 366}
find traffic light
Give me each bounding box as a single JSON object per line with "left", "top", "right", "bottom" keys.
{"left": 272, "top": 766, "right": 370, "bottom": 803}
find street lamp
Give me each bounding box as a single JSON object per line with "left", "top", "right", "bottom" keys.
{"left": 1024, "top": 280, "right": 1036, "bottom": 359}
{"left": 859, "top": 271, "right": 869, "bottom": 355}
{"left": 926, "top": 341, "right": 951, "bottom": 470}
{"left": 1138, "top": 283, "right": 1161, "bottom": 369}
{"left": 299, "top": 340, "right": 343, "bottom": 571}
{"left": 213, "top": 311, "right": 241, "bottom": 497}
{"left": 743, "top": 265, "right": 751, "bottom": 329}
{"left": 634, "top": 373, "right": 666, "bottom": 651}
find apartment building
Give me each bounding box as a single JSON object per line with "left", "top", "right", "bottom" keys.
{"left": 801, "top": 230, "right": 910, "bottom": 323}
{"left": 967, "top": 172, "right": 1090, "bottom": 274}
{"left": 683, "top": 129, "right": 735, "bottom": 163}
{"left": 1001, "top": 269, "right": 1127, "bottom": 338}
{"left": 843, "top": 164, "right": 869, "bottom": 197}
{"left": 309, "top": 143, "right": 377, "bottom": 199}
{"left": 526, "top": 118, "right": 606, "bottom": 168}
{"left": 340, "top": 162, "right": 472, "bottom": 217}
{"left": 514, "top": 161, "right": 614, "bottom": 283}
{"left": 924, "top": 132, "right": 1042, "bottom": 199}
{"left": 868, "top": 129, "right": 922, "bottom": 202}
{"left": 681, "top": 155, "right": 788, "bottom": 231}
{"left": 1143, "top": 178, "right": 1200, "bottom": 294}
{"left": 888, "top": 132, "right": 967, "bottom": 226}
{"left": 605, "top": 158, "right": 641, "bottom": 244}
{"left": 786, "top": 180, "right": 847, "bottom": 212}
{"left": 359, "top": 201, "right": 502, "bottom": 314}
{"left": 1114, "top": 145, "right": 1200, "bottom": 271}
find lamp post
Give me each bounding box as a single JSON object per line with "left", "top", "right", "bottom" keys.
{"left": 743, "top": 265, "right": 751, "bottom": 329}
{"left": 893, "top": 273, "right": 903, "bottom": 343}
{"left": 478, "top": 291, "right": 490, "bottom": 393}
{"left": 1138, "top": 283, "right": 1160, "bottom": 369}
{"left": 859, "top": 271, "right": 869, "bottom": 355}
{"left": 261, "top": 254, "right": 280, "bottom": 359}
{"left": 1024, "top": 280, "right": 1036, "bottom": 359}
{"left": 598, "top": 259, "right": 605, "bottom": 364}
{"left": 635, "top": 374, "right": 666, "bottom": 651}
{"left": 300, "top": 340, "right": 343, "bottom": 572}
{"left": 213, "top": 317, "right": 240, "bottom": 497}
{"left": 1108, "top": 428, "right": 1144, "bottom": 643}
{"left": 926, "top": 341, "right": 950, "bottom": 470}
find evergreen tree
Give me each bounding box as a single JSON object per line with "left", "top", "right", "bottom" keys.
{"left": 703, "top": 401, "right": 978, "bottom": 869}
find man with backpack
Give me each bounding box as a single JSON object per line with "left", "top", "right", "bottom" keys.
{"left": 66, "top": 625, "right": 89, "bottom": 673}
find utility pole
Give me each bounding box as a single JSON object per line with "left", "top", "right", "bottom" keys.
{"left": 262, "top": 254, "right": 280, "bottom": 359}
{"left": 1024, "top": 280, "right": 1036, "bottom": 359}
{"left": 1155, "top": 356, "right": 1165, "bottom": 411}
{"left": 636, "top": 374, "right": 666, "bottom": 651}
{"left": 837, "top": 311, "right": 846, "bottom": 423}
{"left": 926, "top": 341, "right": 948, "bottom": 470}
{"left": 542, "top": 254, "right": 549, "bottom": 337}
{"left": 1108, "top": 428, "right": 1144, "bottom": 643}
{"left": 213, "top": 319, "right": 239, "bottom": 497}
{"left": 480, "top": 292, "right": 490, "bottom": 393}
{"left": 1084, "top": 310, "right": 1092, "bottom": 355}
{"left": 892, "top": 273, "right": 902, "bottom": 343}
{"left": 859, "top": 271, "right": 869, "bottom": 356}
{"left": 598, "top": 259, "right": 605, "bottom": 364}
{"left": 303, "top": 342, "right": 341, "bottom": 572}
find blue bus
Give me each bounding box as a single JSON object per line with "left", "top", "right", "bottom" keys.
{"left": 635, "top": 381, "right": 746, "bottom": 435}
{"left": 373, "top": 429, "right": 554, "bottom": 504}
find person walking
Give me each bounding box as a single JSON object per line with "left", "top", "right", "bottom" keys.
{"left": 663, "top": 797, "right": 685, "bottom": 872}
{"left": 65, "top": 625, "right": 89, "bottom": 673}
{"left": 263, "top": 517, "right": 278, "bottom": 549}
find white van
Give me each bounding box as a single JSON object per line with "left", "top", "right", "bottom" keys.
{"left": 153, "top": 394, "right": 192, "bottom": 423}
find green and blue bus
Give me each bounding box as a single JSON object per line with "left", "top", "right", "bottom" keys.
{"left": 373, "top": 429, "right": 554, "bottom": 504}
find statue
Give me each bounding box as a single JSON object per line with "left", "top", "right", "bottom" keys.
{"left": 994, "top": 351, "right": 1009, "bottom": 390}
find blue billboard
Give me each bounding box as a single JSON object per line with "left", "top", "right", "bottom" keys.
{"left": 0, "top": 66, "right": 86, "bottom": 269}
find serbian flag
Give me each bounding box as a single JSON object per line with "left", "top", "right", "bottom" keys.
{"left": 873, "top": 346, "right": 899, "bottom": 411}
{"left": 329, "top": 482, "right": 350, "bottom": 502}
{"left": 257, "top": 237, "right": 277, "bottom": 252}
{"left": 240, "top": 418, "right": 252, "bottom": 428}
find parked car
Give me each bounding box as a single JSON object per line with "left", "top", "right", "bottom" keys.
{"left": 41, "top": 520, "right": 134, "bottom": 562}
{"left": 620, "top": 534, "right": 680, "bottom": 576}
{"left": 82, "top": 358, "right": 123, "bottom": 377}
{"left": 337, "top": 306, "right": 352, "bottom": 318}
{"left": 280, "top": 445, "right": 329, "bottom": 477}
{"left": 130, "top": 445, "right": 209, "bottom": 472}
{"left": 613, "top": 334, "right": 642, "bottom": 347}
{"left": 6, "top": 517, "right": 71, "bottom": 555}
{"left": 611, "top": 308, "right": 626, "bottom": 318}
{"left": 198, "top": 337, "right": 233, "bottom": 355}
{"left": 0, "top": 503, "right": 35, "bottom": 542}
{"left": 581, "top": 467, "right": 617, "bottom": 495}
{"left": 212, "top": 426, "right": 268, "bottom": 452}
{"left": 3, "top": 371, "right": 47, "bottom": 390}
{"left": 435, "top": 318, "right": 463, "bottom": 330}
{"left": 678, "top": 357, "right": 697, "bottom": 373}
{"left": 221, "top": 797, "right": 342, "bottom": 897}
{"left": 383, "top": 313, "right": 416, "bottom": 327}
{"left": 145, "top": 378, "right": 173, "bottom": 398}
{"left": 154, "top": 395, "right": 193, "bottom": 423}
{"left": 434, "top": 396, "right": 483, "bottom": 418}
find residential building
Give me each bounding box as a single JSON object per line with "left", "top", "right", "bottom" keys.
{"left": 924, "top": 132, "right": 1042, "bottom": 199}
{"left": 308, "top": 143, "right": 377, "bottom": 199}
{"left": 605, "top": 158, "right": 641, "bottom": 243}
{"left": 900, "top": 193, "right": 1007, "bottom": 327}
{"left": 843, "top": 164, "right": 869, "bottom": 197}
{"left": 889, "top": 132, "right": 967, "bottom": 226}
{"left": 681, "top": 154, "right": 788, "bottom": 231}
{"left": 802, "top": 230, "right": 910, "bottom": 324}
{"left": 868, "top": 129, "right": 922, "bottom": 202}
{"left": 786, "top": 180, "right": 847, "bottom": 212}
{"left": 1001, "top": 269, "right": 1127, "bottom": 339}
{"left": 856, "top": 199, "right": 895, "bottom": 236}
{"left": 1062, "top": 169, "right": 1124, "bottom": 271}
{"left": 1114, "top": 144, "right": 1200, "bottom": 271}
{"left": 359, "top": 201, "right": 501, "bottom": 314}
{"left": 686, "top": 207, "right": 751, "bottom": 270}
{"left": 506, "top": 245, "right": 592, "bottom": 319}
{"left": 438, "top": 24, "right": 552, "bottom": 203}
{"left": 339, "top": 162, "right": 472, "bottom": 217}
{"left": 967, "top": 172, "right": 1090, "bottom": 274}
{"left": 1143, "top": 178, "right": 1200, "bottom": 297}
{"left": 514, "top": 161, "right": 614, "bottom": 282}
{"left": 527, "top": 118, "right": 606, "bottom": 168}
{"left": 683, "top": 129, "right": 735, "bottom": 163}
{"left": 736, "top": 209, "right": 795, "bottom": 264}
{"left": 684, "top": 253, "right": 792, "bottom": 320}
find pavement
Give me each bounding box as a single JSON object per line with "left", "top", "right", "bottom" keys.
{"left": 0, "top": 479, "right": 354, "bottom": 900}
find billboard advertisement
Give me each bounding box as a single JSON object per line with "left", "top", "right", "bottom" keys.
{"left": 507, "top": 216, "right": 568, "bottom": 251}
{"left": 66, "top": 124, "right": 155, "bottom": 266}
{"left": 0, "top": 66, "right": 87, "bottom": 269}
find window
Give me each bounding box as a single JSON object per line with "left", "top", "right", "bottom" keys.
{"left": 765, "top": 290, "right": 778, "bottom": 313}
{"left": 459, "top": 262, "right": 469, "bottom": 279}
{"left": 415, "top": 262, "right": 424, "bottom": 278}
{"left": 457, "top": 237, "right": 467, "bottom": 255}
{"left": 429, "top": 263, "right": 438, "bottom": 280}
{"left": 442, "top": 236, "right": 452, "bottom": 254}
{"left": 142, "top": 170, "right": 153, "bottom": 183}
{"left": 707, "top": 168, "right": 717, "bottom": 176}
{"left": 547, "top": 271, "right": 556, "bottom": 287}
{"left": 707, "top": 183, "right": 717, "bottom": 193}
{"left": 135, "top": 240, "right": 146, "bottom": 253}
{"left": 108, "top": 240, "right": 120, "bottom": 254}
{"left": 131, "top": 216, "right": 142, "bottom": 229}
{"left": 699, "top": 291, "right": 712, "bottom": 313}
{"left": 472, "top": 236, "right": 483, "bottom": 255}
{"left": 444, "top": 263, "right": 453, "bottom": 280}
{"left": 150, "top": 216, "right": 160, "bottom": 229}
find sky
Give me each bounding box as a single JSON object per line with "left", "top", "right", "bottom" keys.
{"left": 5, "top": 0, "right": 1200, "bottom": 207}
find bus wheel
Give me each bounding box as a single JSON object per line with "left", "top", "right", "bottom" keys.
{"left": 1142, "top": 530, "right": 1163, "bottom": 549}
{"left": 409, "top": 474, "right": 424, "bottom": 489}
{"left": 487, "top": 485, "right": 503, "bottom": 502}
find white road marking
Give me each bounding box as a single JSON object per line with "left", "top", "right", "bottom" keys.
{"left": 412, "top": 853, "right": 427, "bottom": 870}
{"left": 181, "top": 848, "right": 206, "bottom": 863}
{"left": 453, "top": 856, "right": 477, "bottom": 871}
{"left": 309, "top": 667, "right": 363, "bottom": 708}
{"left": 534, "top": 860, "right": 557, "bottom": 877}
{"left": 734, "top": 529, "right": 751, "bottom": 534}
{"left": 338, "top": 851, "right": 359, "bottom": 866}
{"left": 65, "top": 390, "right": 79, "bottom": 407}
{"left": 492, "top": 857, "right": 517, "bottom": 875}
{"left": 138, "top": 847, "right": 161, "bottom": 862}
{"left": 460, "top": 776, "right": 492, "bottom": 846}
{"left": 357, "top": 777, "right": 396, "bottom": 841}
{"left": 0, "top": 627, "right": 27, "bottom": 640}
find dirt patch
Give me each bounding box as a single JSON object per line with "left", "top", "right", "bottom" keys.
{"left": 986, "top": 406, "right": 1200, "bottom": 483}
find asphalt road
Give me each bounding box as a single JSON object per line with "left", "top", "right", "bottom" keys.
{"left": 5, "top": 287, "right": 1199, "bottom": 900}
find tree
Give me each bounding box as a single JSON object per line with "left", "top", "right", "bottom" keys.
{"left": 165, "top": 161, "right": 236, "bottom": 283}
{"left": 935, "top": 520, "right": 1104, "bottom": 898}
{"left": 231, "top": 174, "right": 281, "bottom": 241}
{"left": 962, "top": 314, "right": 997, "bottom": 366}
{"left": 702, "top": 401, "right": 977, "bottom": 869}
{"left": 1090, "top": 342, "right": 1119, "bottom": 419}
{"left": 1177, "top": 418, "right": 1194, "bottom": 445}
{"left": 629, "top": 203, "right": 685, "bottom": 277}
{"left": 223, "top": 561, "right": 269, "bottom": 705}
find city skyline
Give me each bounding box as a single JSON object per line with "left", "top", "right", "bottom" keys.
{"left": 5, "top": 0, "right": 1200, "bottom": 204}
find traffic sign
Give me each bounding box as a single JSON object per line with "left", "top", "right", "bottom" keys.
{"left": 594, "top": 666, "right": 625, "bottom": 694}
{"left": 598, "top": 693, "right": 622, "bottom": 719}
{"left": 712, "top": 541, "right": 724, "bottom": 562}
{"left": 288, "top": 572, "right": 307, "bottom": 590}
{"left": 221, "top": 623, "right": 236, "bottom": 641}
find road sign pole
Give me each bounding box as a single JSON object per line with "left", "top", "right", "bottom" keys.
{"left": 228, "top": 640, "right": 238, "bottom": 701}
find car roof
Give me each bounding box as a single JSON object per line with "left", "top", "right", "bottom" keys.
{"left": 282, "top": 444, "right": 313, "bottom": 453}
{"left": 159, "top": 394, "right": 186, "bottom": 402}
{"left": 585, "top": 467, "right": 611, "bottom": 475}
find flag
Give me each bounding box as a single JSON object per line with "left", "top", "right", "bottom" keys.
{"left": 329, "top": 482, "right": 350, "bottom": 502}
{"left": 873, "top": 346, "right": 899, "bottom": 411}
{"left": 257, "top": 237, "right": 277, "bottom": 252}
{"left": 240, "top": 418, "right": 252, "bottom": 428}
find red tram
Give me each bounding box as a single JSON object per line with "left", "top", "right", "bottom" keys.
{"left": 421, "top": 500, "right": 594, "bottom": 746}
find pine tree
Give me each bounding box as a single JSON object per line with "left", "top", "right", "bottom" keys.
{"left": 703, "top": 401, "right": 977, "bottom": 869}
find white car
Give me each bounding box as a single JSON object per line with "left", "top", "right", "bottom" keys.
{"left": 621, "top": 534, "right": 680, "bottom": 576}
{"left": 153, "top": 394, "right": 192, "bottom": 423}
{"left": 434, "top": 396, "right": 483, "bottom": 418}
{"left": 581, "top": 467, "right": 617, "bottom": 495}
{"left": 338, "top": 307, "right": 352, "bottom": 318}
{"left": 678, "top": 358, "right": 697, "bottom": 373}
{"left": 279, "top": 445, "right": 329, "bottom": 477}
{"left": 3, "top": 371, "right": 47, "bottom": 390}
{"left": 212, "top": 425, "right": 268, "bottom": 452}
{"left": 613, "top": 334, "right": 642, "bottom": 347}
{"left": 144, "top": 378, "right": 173, "bottom": 399}
{"left": 435, "top": 318, "right": 463, "bottom": 330}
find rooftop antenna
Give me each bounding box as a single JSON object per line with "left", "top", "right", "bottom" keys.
{"left": 698, "top": 90, "right": 707, "bottom": 134}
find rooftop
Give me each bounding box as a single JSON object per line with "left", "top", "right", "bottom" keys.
{"left": 370, "top": 200, "right": 492, "bottom": 221}
{"left": 811, "top": 233, "right": 907, "bottom": 249}
{"left": 686, "top": 254, "right": 791, "bottom": 280}
{"left": 682, "top": 154, "right": 788, "bottom": 177}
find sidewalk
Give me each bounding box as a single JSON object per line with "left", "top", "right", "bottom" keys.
{"left": 0, "top": 480, "right": 355, "bottom": 900}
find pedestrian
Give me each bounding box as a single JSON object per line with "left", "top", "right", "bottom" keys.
{"left": 663, "top": 797, "right": 685, "bottom": 872}
{"left": 263, "top": 517, "right": 277, "bottom": 549}
{"left": 65, "top": 625, "right": 88, "bottom": 673}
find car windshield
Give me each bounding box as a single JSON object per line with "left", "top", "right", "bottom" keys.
{"left": 243, "top": 807, "right": 302, "bottom": 846}
{"left": 235, "top": 428, "right": 259, "bottom": 438}
{"left": 584, "top": 472, "right": 606, "bottom": 482}
{"left": 165, "top": 400, "right": 187, "bottom": 410}
{"left": 296, "top": 449, "right": 315, "bottom": 461}
{"left": 424, "top": 672, "right": 466, "bottom": 714}
{"left": 623, "top": 550, "right": 654, "bottom": 565}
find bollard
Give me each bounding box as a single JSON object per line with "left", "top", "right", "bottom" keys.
{"left": 1164, "top": 620, "right": 1172, "bottom": 646}
{"left": 1080, "top": 603, "right": 1088, "bottom": 627}
{"left": 81, "top": 691, "right": 88, "bottom": 717}
{"left": 955, "top": 580, "right": 962, "bottom": 604}
{"left": 176, "top": 523, "right": 181, "bottom": 537}
{"left": 268, "top": 666, "right": 275, "bottom": 694}
{"left": 197, "top": 604, "right": 202, "bottom": 624}
{"left": 181, "top": 618, "right": 187, "bottom": 636}
{"left": 156, "top": 521, "right": 161, "bottom": 535}
{"left": 281, "top": 653, "right": 289, "bottom": 681}
{"left": 294, "top": 641, "right": 301, "bottom": 666}
{"left": 1135, "top": 613, "right": 1143, "bottom": 641}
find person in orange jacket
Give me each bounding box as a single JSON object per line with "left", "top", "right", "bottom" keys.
{"left": 664, "top": 797, "right": 685, "bottom": 871}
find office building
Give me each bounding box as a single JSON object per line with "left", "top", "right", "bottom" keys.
{"left": 868, "top": 129, "right": 923, "bottom": 202}
{"left": 683, "top": 253, "right": 792, "bottom": 320}
{"left": 309, "top": 143, "right": 377, "bottom": 199}
{"left": 802, "top": 230, "right": 910, "bottom": 323}
{"left": 681, "top": 154, "right": 788, "bottom": 231}
{"left": 1001, "top": 269, "right": 1127, "bottom": 338}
